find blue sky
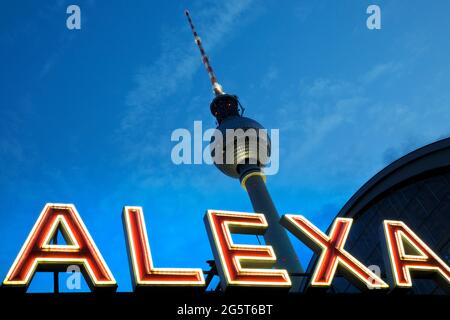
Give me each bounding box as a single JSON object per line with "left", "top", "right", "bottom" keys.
{"left": 1, "top": 0, "right": 450, "bottom": 292}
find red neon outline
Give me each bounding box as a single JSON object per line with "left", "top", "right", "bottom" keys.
{"left": 3, "top": 203, "right": 116, "bottom": 290}
{"left": 383, "top": 220, "right": 450, "bottom": 288}
{"left": 123, "top": 206, "right": 205, "bottom": 288}
{"left": 205, "top": 210, "right": 291, "bottom": 288}
{"left": 281, "top": 215, "right": 388, "bottom": 289}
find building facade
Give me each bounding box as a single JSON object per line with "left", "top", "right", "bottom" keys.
{"left": 304, "top": 138, "right": 450, "bottom": 294}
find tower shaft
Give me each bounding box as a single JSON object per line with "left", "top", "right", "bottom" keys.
{"left": 240, "top": 166, "right": 303, "bottom": 289}
{"left": 184, "top": 9, "right": 304, "bottom": 291}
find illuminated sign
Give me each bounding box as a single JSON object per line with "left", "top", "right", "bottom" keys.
{"left": 383, "top": 220, "right": 450, "bottom": 289}
{"left": 1, "top": 203, "right": 449, "bottom": 292}
{"left": 3, "top": 204, "right": 116, "bottom": 291}
{"left": 123, "top": 206, "right": 205, "bottom": 289}
{"left": 205, "top": 210, "right": 291, "bottom": 290}
{"left": 281, "top": 215, "right": 388, "bottom": 290}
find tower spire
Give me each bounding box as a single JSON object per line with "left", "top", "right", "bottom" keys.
{"left": 184, "top": 9, "right": 224, "bottom": 96}
{"left": 184, "top": 9, "right": 304, "bottom": 291}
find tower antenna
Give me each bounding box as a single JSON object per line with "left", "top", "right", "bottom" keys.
{"left": 184, "top": 9, "right": 224, "bottom": 96}
{"left": 184, "top": 9, "right": 303, "bottom": 291}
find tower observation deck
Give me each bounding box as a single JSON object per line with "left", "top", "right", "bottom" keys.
{"left": 184, "top": 10, "right": 304, "bottom": 290}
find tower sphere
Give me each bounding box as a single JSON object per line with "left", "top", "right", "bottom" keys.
{"left": 210, "top": 113, "right": 272, "bottom": 179}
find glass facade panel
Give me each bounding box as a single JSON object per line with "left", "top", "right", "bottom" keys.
{"left": 332, "top": 171, "right": 450, "bottom": 294}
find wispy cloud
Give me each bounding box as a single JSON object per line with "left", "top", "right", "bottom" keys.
{"left": 123, "top": 0, "right": 254, "bottom": 128}
{"left": 117, "top": 0, "right": 256, "bottom": 189}
{"left": 272, "top": 60, "right": 450, "bottom": 193}
{"left": 359, "top": 61, "right": 403, "bottom": 85}
{"left": 0, "top": 95, "right": 36, "bottom": 181}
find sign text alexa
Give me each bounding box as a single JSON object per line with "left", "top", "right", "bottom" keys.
{"left": 2, "top": 203, "right": 449, "bottom": 292}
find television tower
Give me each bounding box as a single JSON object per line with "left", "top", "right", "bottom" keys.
{"left": 184, "top": 10, "right": 303, "bottom": 288}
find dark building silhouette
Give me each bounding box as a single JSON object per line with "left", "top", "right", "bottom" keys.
{"left": 303, "top": 137, "right": 450, "bottom": 294}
